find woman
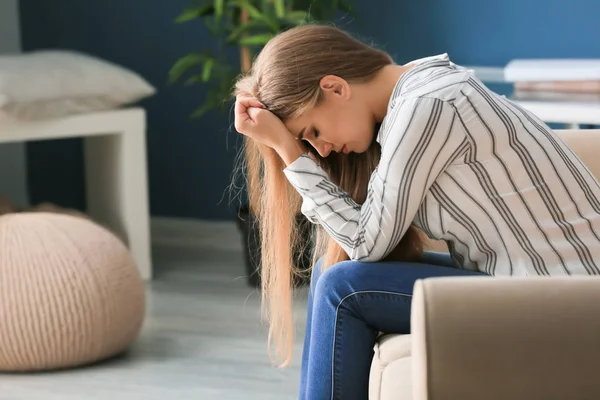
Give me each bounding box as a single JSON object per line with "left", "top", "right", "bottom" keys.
{"left": 234, "top": 25, "right": 600, "bottom": 399}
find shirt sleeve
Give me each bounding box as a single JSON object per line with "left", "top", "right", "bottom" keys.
{"left": 283, "top": 96, "right": 467, "bottom": 262}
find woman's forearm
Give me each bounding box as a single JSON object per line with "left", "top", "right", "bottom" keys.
{"left": 276, "top": 136, "right": 307, "bottom": 166}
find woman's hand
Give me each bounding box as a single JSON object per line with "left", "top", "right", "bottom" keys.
{"left": 234, "top": 93, "right": 289, "bottom": 149}
{"left": 234, "top": 93, "right": 307, "bottom": 165}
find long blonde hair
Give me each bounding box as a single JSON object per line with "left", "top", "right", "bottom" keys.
{"left": 234, "top": 24, "right": 423, "bottom": 367}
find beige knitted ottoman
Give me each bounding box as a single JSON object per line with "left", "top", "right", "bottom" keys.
{"left": 0, "top": 212, "right": 146, "bottom": 372}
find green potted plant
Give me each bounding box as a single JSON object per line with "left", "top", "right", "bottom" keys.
{"left": 169, "top": 0, "right": 354, "bottom": 286}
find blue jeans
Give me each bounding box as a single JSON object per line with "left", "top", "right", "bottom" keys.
{"left": 299, "top": 252, "right": 485, "bottom": 400}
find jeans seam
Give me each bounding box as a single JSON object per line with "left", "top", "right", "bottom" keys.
{"left": 331, "top": 290, "right": 413, "bottom": 400}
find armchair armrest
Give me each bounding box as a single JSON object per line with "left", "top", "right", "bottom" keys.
{"left": 411, "top": 276, "right": 600, "bottom": 400}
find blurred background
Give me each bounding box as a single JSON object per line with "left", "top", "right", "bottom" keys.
{"left": 1, "top": 0, "right": 599, "bottom": 399}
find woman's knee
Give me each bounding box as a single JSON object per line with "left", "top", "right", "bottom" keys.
{"left": 313, "top": 260, "right": 368, "bottom": 303}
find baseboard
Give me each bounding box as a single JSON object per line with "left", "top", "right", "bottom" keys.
{"left": 151, "top": 217, "right": 243, "bottom": 252}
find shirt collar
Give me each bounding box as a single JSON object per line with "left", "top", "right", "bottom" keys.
{"left": 376, "top": 53, "right": 451, "bottom": 144}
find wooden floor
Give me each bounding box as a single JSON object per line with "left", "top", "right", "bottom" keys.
{"left": 1, "top": 243, "right": 309, "bottom": 400}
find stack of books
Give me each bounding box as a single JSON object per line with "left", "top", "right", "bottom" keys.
{"left": 504, "top": 59, "right": 600, "bottom": 103}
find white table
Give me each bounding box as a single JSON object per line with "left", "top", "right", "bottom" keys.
{"left": 470, "top": 65, "right": 600, "bottom": 128}
{"left": 0, "top": 108, "right": 152, "bottom": 280}
{"left": 512, "top": 100, "right": 600, "bottom": 128}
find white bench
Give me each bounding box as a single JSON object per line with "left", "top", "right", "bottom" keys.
{"left": 0, "top": 108, "right": 152, "bottom": 280}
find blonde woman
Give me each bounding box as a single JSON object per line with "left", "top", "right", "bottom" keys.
{"left": 234, "top": 25, "right": 600, "bottom": 399}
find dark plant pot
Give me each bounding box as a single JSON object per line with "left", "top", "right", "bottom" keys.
{"left": 236, "top": 205, "right": 313, "bottom": 287}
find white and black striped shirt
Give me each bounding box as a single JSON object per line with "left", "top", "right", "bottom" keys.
{"left": 283, "top": 54, "right": 600, "bottom": 276}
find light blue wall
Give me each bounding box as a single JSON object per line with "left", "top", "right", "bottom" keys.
{"left": 20, "top": 0, "right": 600, "bottom": 220}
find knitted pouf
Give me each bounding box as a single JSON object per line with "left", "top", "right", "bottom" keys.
{"left": 0, "top": 212, "right": 146, "bottom": 372}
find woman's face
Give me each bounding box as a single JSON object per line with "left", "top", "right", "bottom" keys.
{"left": 284, "top": 76, "right": 376, "bottom": 158}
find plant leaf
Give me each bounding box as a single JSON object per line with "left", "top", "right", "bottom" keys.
{"left": 202, "top": 58, "right": 215, "bottom": 81}
{"left": 191, "top": 101, "right": 218, "bottom": 118}
{"left": 227, "top": 19, "right": 271, "bottom": 43}
{"left": 168, "top": 53, "right": 212, "bottom": 83}
{"left": 191, "top": 88, "right": 226, "bottom": 118}
{"left": 239, "top": 33, "right": 272, "bottom": 46}
{"left": 182, "top": 59, "right": 220, "bottom": 85}
{"left": 232, "top": 0, "right": 262, "bottom": 19}
{"left": 214, "top": 0, "right": 224, "bottom": 19}
{"left": 284, "top": 10, "right": 309, "bottom": 24}
{"left": 233, "top": 0, "right": 279, "bottom": 30}
{"left": 273, "top": 0, "right": 285, "bottom": 18}
{"left": 184, "top": 74, "right": 204, "bottom": 86}
{"left": 175, "top": 4, "right": 215, "bottom": 23}
{"left": 205, "top": 18, "right": 219, "bottom": 36}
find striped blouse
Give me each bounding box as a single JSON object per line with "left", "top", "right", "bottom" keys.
{"left": 283, "top": 53, "right": 600, "bottom": 276}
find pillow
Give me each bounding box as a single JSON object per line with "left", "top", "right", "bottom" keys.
{"left": 0, "top": 50, "right": 156, "bottom": 121}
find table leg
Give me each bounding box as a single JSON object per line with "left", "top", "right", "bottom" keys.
{"left": 83, "top": 123, "right": 152, "bottom": 280}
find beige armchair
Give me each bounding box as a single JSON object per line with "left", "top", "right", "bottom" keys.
{"left": 369, "top": 129, "right": 600, "bottom": 399}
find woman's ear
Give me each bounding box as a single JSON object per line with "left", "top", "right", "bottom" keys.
{"left": 319, "top": 75, "right": 351, "bottom": 99}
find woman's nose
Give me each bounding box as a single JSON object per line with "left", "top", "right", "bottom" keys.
{"left": 318, "top": 142, "right": 332, "bottom": 158}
